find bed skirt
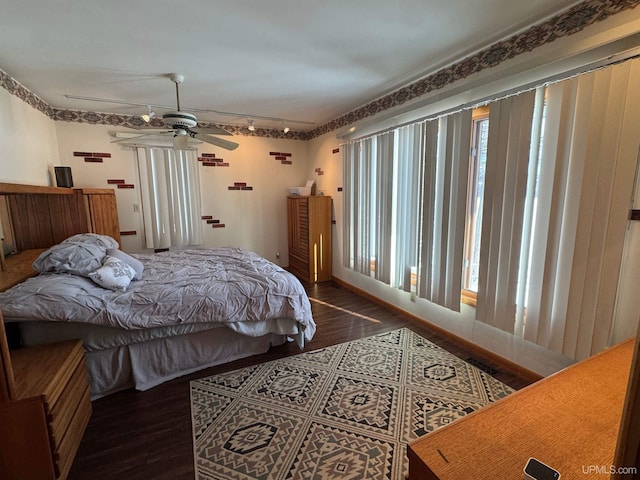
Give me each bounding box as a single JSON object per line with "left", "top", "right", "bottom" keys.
{"left": 19, "top": 323, "right": 286, "bottom": 399}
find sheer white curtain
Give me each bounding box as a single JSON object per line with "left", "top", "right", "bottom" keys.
{"left": 136, "top": 147, "right": 203, "bottom": 249}
{"left": 520, "top": 59, "right": 640, "bottom": 360}
{"left": 417, "top": 111, "right": 471, "bottom": 311}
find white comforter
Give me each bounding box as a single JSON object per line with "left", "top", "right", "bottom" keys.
{"left": 0, "top": 247, "right": 315, "bottom": 344}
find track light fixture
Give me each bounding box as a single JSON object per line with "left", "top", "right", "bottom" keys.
{"left": 140, "top": 105, "right": 155, "bottom": 123}
{"left": 247, "top": 119, "right": 256, "bottom": 131}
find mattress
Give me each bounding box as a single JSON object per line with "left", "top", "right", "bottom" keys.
{"left": 0, "top": 246, "right": 315, "bottom": 346}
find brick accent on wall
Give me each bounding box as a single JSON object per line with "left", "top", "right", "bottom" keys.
{"left": 269, "top": 151, "right": 293, "bottom": 165}
{"left": 198, "top": 153, "right": 229, "bottom": 167}
{"left": 74, "top": 151, "right": 111, "bottom": 163}
{"left": 315, "top": 167, "right": 324, "bottom": 176}
{"left": 228, "top": 182, "right": 253, "bottom": 191}
{"left": 332, "top": 148, "right": 340, "bottom": 154}
{"left": 107, "top": 178, "right": 135, "bottom": 189}
{"left": 202, "top": 215, "right": 225, "bottom": 228}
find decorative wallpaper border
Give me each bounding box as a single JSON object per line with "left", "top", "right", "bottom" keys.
{"left": 2, "top": 0, "right": 639, "bottom": 141}
{"left": 305, "top": 0, "right": 640, "bottom": 138}
{"left": 0, "top": 69, "right": 53, "bottom": 117}
{"left": 51, "top": 108, "right": 312, "bottom": 141}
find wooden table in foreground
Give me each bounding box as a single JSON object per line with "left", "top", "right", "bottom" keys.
{"left": 407, "top": 339, "right": 635, "bottom": 480}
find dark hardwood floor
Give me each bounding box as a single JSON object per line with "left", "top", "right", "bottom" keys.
{"left": 68, "top": 281, "right": 533, "bottom": 480}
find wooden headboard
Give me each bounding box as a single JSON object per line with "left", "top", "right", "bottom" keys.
{"left": 0, "top": 182, "right": 121, "bottom": 290}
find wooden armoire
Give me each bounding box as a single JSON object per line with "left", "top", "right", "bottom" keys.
{"left": 287, "top": 195, "right": 332, "bottom": 283}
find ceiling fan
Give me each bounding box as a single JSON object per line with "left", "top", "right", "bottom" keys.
{"left": 111, "top": 74, "right": 239, "bottom": 151}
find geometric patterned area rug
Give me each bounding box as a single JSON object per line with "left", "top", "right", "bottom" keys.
{"left": 190, "top": 328, "right": 514, "bottom": 479}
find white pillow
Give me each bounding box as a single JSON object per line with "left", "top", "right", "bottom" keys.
{"left": 106, "top": 248, "right": 144, "bottom": 280}
{"left": 88, "top": 256, "right": 136, "bottom": 292}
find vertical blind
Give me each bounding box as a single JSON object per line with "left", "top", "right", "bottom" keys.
{"left": 136, "top": 147, "right": 203, "bottom": 249}
{"left": 394, "top": 124, "right": 425, "bottom": 292}
{"left": 417, "top": 112, "right": 471, "bottom": 310}
{"left": 342, "top": 111, "right": 471, "bottom": 311}
{"left": 516, "top": 60, "right": 640, "bottom": 360}
{"left": 476, "top": 91, "right": 536, "bottom": 332}
{"left": 343, "top": 57, "right": 640, "bottom": 359}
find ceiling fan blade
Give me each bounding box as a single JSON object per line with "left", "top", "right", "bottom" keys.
{"left": 191, "top": 132, "right": 239, "bottom": 151}
{"left": 190, "top": 126, "right": 233, "bottom": 136}
{"left": 173, "top": 134, "right": 189, "bottom": 150}
{"left": 110, "top": 132, "right": 169, "bottom": 143}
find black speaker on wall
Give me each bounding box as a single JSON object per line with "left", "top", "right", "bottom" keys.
{"left": 54, "top": 166, "right": 74, "bottom": 188}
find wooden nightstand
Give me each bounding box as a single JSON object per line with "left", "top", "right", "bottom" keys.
{"left": 0, "top": 314, "right": 91, "bottom": 479}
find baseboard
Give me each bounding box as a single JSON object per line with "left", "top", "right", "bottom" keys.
{"left": 331, "top": 276, "right": 544, "bottom": 384}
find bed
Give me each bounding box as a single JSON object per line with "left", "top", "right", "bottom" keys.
{"left": 0, "top": 234, "right": 315, "bottom": 399}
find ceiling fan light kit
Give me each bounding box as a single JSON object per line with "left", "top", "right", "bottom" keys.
{"left": 140, "top": 105, "right": 156, "bottom": 123}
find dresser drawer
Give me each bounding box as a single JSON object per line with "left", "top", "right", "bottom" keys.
{"left": 53, "top": 385, "right": 92, "bottom": 479}
{"left": 48, "top": 355, "right": 90, "bottom": 446}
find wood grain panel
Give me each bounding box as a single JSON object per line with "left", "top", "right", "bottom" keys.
{"left": 0, "top": 183, "right": 75, "bottom": 195}
{"left": 0, "top": 248, "right": 45, "bottom": 292}
{"left": 84, "top": 193, "right": 121, "bottom": 245}
{"left": 0, "top": 397, "right": 56, "bottom": 480}
{"left": 0, "top": 313, "right": 15, "bottom": 402}
{"left": 2, "top": 185, "right": 120, "bottom": 253}
{"left": 0, "top": 196, "right": 15, "bottom": 249}
{"left": 613, "top": 331, "right": 640, "bottom": 478}
{"left": 9, "top": 195, "right": 55, "bottom": 250}
{"left": 47, "top": 194, "right": 89, "bottom": 244}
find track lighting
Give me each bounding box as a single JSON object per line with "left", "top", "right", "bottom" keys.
{"left": 247, "top": 119, "right": 256, "bottom": 131}
{"left": 140, "top": 106, "right": 155, "bottom": 123}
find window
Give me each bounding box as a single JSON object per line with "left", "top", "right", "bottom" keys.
{"left": 136, "top": 147, "right": 203, "bottom": 249}
{"left": 344, "top": 110, "right": 472, "bottom": 312}
{"left": 461, "top": 107, "right": 489, "bottom": 304}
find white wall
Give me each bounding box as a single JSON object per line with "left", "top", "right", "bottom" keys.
{"left": 0, "top": 87, "right": 59, "bottom": 184}
{"left": 54, "top": 122, "right": 310, "bottom": 263}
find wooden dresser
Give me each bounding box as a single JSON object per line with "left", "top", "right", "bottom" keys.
{"left": 407, "top": 339, "right": 635, "bottom": 480}
{"left": 287, "top": 195, "right": 332, "bottom": 283}
{"left": 0, "top": 250, "right": 92, "bottom": 479}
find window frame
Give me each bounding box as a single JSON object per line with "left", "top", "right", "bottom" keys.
{"left": 461, "top": 106, "right": 490, "bottom": 307}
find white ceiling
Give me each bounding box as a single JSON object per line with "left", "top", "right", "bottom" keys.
{"left": 1, "top": 0, "right": 583, "bottom": 130}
